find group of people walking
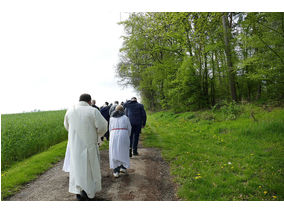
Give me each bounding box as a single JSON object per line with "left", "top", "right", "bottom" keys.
{"left": 63, "top": 93, "right": 147, "bottom": 201}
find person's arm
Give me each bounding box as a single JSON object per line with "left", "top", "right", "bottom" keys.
{"left": 64, "top": 111, "right": 69, "bottom": 131}
{"left": 109, "top": 117, "right": 113, "bottom": 132}
{"left": 126, "top": 117, "right": 132, "bottom": 136}
{"left": 141, "top": 104, "right": 147, "bottom": 127}
{"left": 94, "top": 108, "right": 108, "bottom": 136}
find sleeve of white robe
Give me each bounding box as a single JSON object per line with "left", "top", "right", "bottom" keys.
{"left": 109, "top": 118, "right": 113, "bottom": 133}
{"left": 64, "top": 110, "right": 69, "bottom": 131}
{"left": 93, "top": 108, "right": 108, "bottom": 137}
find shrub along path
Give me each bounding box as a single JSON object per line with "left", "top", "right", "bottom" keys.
{"left": 6, "top": 143, "right": 178, "bottom": 201}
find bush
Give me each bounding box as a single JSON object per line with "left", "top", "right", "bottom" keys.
{"left": 219, "top": 101, "right": 242, "bottom": 120}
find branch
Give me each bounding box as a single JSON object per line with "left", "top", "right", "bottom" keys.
{"left": 257, "top": 21, "right": 284, "bottom": 38}
{"left": 256, "top": 33, "right": 284, "bottom": 65}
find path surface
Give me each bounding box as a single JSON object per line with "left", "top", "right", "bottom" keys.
{"left": 7, "top": 144, "right": 178, "bottom": 201}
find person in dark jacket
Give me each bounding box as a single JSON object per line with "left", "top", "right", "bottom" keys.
{"left": 91, "top": 100, "right": 100, "bottom": 110}
{"left": 109, "top": 101, "right": 119, "bottom": 117}
{"left": 100, "top": 102, "right": 111, "bottom": 141}
{"left": 124, "top": 97, "right": 147, "bottom": 157}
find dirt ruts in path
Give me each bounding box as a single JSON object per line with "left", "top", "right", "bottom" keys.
{"left": 7, "top": 145, "right": 178, "bottom": 201}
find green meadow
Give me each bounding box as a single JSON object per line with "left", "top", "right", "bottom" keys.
{"left": 143, "top": 104, "right": 284, "bottom": 201}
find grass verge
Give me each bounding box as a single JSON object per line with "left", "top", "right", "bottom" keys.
{"left": 142, "top": 105, "right": 284, "bottom": 201}
{"left": 1, "top": 139, "right": 109, "bottom": 200}
{"left": 1, "top": 140, "right": 67, "bottom": 200}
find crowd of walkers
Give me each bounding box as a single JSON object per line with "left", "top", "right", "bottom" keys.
{"left": 63, "top": 94, "right": 147, "bottom": 200}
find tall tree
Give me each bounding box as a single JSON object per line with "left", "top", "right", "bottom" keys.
{"left": 222, "top": 13, "right": 237, "bottom": 102}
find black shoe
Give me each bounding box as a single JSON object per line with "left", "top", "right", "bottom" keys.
{"left": 120, "top": 165, "right": 127, "bottom": 173}
{"left": 129, "top": 149, "right": 132, "bottom": 157}
{"left": 113, "top": 167, "right": 121, "bottom": 173}
{"left": 80, "top": 190, "right": 91, "bottom": 201}
{"left": 76, "top": 194, "right": 83, "bottom": 201}
{"left": 120, "top": 165, "right": 126, "bottom": 170}
{"left": 133, "top": 151, "right": 139, "bottom": 156}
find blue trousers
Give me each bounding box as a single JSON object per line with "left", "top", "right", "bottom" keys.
{"left": 130, "top": 124, "right": 141, "bottom": 152}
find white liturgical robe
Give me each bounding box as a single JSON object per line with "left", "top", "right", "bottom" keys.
{"left": 109, "top": 113, "right": 132, "bottom": 169}
{"left": 64, "top": 101, "right": 107, "bottom": 198}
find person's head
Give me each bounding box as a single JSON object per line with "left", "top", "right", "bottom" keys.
{"left": 105, "top": 102, "right": 109, "bottom": 106}
{"left": 114, "top": 101, "right": 119, "bottom": 105}
{"left": 131, "top": 97, "right": 137, "bottom": 102}
{"left": 79, "top": 93, "right": 92, "bottom": 105}
{"left": 91, "top": 100, "right": 96, "bottom": 105}
{"left": 115, "top": 105, "right": 124, "bottom": 112}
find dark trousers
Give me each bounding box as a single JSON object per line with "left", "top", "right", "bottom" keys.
{"left": 101, "top": 121, "right": 109, "bottom": 141}
{"left": 130, "top": 124, "right": 141, "bottom": 152}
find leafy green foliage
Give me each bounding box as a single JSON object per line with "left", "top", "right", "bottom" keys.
{"left": 117, "top": 12, "right": 284, "bottom": 111}
{"left": 1, "top": 110, "right": 68, "bottom": 171}
{"left": 219, "top": 101, "right": 242, "bottom": 120}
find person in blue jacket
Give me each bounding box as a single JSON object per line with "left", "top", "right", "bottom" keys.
{"left": 124, "top": 97, "right": 147, "bottom": 157}
{"left": 100, "top": 102, "right": 111, "bottom": 141}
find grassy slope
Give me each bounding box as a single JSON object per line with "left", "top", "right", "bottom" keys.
{"left": 1, "top": 141, "right": 67, "bottom": 199}
{"left": 142, "top": 105, "right": 284, "bottom": 201}
{"left": 1, "top": 140, "right": 109, "bottom": 200}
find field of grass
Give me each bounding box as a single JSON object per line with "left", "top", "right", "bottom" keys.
{"left": 1, "top": 140, "right": 68, "bottom": 199}
{"left": 142, "top": 104, "right": 284, "bottom": 201}
{"left": 1, "top": 110, "right": 68, "bottom": 171}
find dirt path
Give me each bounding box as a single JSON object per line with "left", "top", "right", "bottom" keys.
{"left": 7, "top": 144, "right": 178, "bottom": 201}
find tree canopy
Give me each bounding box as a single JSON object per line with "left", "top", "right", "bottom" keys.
{"left": 116, "top": 12, "right": 284, "bottom": 112}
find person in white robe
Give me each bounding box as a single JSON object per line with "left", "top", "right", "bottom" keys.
{"left": 62, "top": 133, "right": 103, "bottom": 172}
{"left": 64, "top": 93, "right": 107, "bottom": 200}
{"left": 109, "top": 105, "right": 132, "bottom": 177}
{"left": 62, "top": 141, "right": 70, "bottom": 172}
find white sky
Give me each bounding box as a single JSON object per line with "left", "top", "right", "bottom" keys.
{"left": 0, "top": 0, "right": 282, "bottom": 114}
{"left": 0, "top": 1, "right": 138, "bottom": 114}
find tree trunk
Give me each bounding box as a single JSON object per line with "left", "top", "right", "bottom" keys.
{"left": 222, "top": 13, "right": 237, "bottom": 102}
{"left": 256, "top": 82, "right": 262, "bottom": 100}
{"left": 211, "top": 51, "right": 216, "bottom": 106}
{"left": 203, "top": 52, "right": 209, "bottom": 106}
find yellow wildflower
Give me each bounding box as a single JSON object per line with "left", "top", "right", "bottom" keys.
{"left": 259, "top": 186, "right": 262, "bottom": 188}
{"left": 264, "top": 191, "right": 268, "bottom": 195}
{"left": 272, "top": 196, "right": 277, "bottom": 199}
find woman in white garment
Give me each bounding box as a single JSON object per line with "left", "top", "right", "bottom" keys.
{"left": 109, "top": 105, "right": 132, "bottom": 177}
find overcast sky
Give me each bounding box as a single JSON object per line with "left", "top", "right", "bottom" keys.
{"left": 0, "top": 0, "right": 282, "bottom": 114}
{"left": 0, "top": 2, "right": 138, "bottom": 114}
